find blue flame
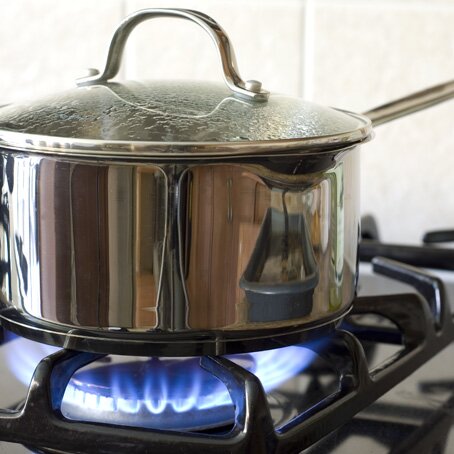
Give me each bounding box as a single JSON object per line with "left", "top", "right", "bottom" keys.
{"left": 5, "top": 331, "right": 316, "bottom": 430}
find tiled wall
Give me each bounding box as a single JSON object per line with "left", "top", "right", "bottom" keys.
{"left": 1, "top": 0, "right": 453, "bottom": 243}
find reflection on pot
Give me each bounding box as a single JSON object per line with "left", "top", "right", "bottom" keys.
{"left": 239, "top": 206, "right": 319, "bottom": 322}
{"left": 0, "top": 150, "right": 359, "bottom": 334}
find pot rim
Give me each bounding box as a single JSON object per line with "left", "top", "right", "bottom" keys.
{"left": 0, "top": 110, "right": 372, "bottom": 160}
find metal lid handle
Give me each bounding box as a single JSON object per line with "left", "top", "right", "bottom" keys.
{"left": 76, "top": 8, "right": 269, "bottom": 102}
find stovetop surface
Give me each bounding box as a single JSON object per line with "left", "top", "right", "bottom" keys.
{"left": 1, "top": 263, "right": 454, "bottom": 453}
{"left": 305, "top": 342, "right": 454, "bottom": 453}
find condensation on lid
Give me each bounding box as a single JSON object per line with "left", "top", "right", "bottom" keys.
{"left": 0, "top": 80, "right": 372, "bottom": 157}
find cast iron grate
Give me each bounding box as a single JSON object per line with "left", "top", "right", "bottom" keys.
{"left": 0, "top": 256, "right": 453, "bottom": 454}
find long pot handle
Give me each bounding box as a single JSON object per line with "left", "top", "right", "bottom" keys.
{"left": 363, "top": 79, "right": 454, "bottom": 127}
{"left": 76, "top": 8, "right": 269, "bottom": 102}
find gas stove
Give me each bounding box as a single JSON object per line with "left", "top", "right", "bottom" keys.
{"left": 0, "top": 225, "right": 453, "bottom": 453}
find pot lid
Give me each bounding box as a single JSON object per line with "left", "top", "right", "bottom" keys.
{"left": 0, "top": 9, "right": 372, "bottom": 159}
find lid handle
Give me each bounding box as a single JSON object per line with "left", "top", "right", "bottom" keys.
{"left": 76, "top": 8, "right": 269, "bottom": 102}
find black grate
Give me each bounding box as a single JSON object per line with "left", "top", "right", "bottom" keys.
{"left": 0, "top": 256, "right": 452, "bottom": 453}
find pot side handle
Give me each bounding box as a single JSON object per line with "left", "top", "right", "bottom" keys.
{"left": 76, "top": 8, "right": 269, "bottom": 102}
{"left": 363, "top": 79, "right": 454, "bottom": 127}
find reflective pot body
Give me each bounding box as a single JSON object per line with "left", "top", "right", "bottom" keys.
{"left": 0, "top": 146, "right": 360, "bottom": 354}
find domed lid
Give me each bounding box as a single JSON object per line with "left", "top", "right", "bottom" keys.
{"left": 0, "top": 8, "right": 372, "bottom": 159}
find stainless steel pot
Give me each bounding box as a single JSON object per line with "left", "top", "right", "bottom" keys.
{"left": 0, "top": 8, "right": 452, "bottom": 356}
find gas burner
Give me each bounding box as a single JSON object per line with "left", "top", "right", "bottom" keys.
{"left": 0, "top": 256, "right": 451, "bottom": 453}
{"left": 6, "top": 337, "right": 315, "bottom": 431}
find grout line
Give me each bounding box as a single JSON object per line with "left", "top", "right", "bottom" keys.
{"left": 295, "top": 0, "right": 306, "bottom": 97}
{"left": 301, "top": 0, "right": 315, "bottom": 101}
{"left": 119, "top": 0, "right": 128, "bottom": 81}
{"left": 119, "top": 0, "right": 127, "bottom": 21}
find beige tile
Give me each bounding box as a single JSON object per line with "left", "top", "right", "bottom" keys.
{"left": 0, "top": 0, "right": 124, "bottom": 103}
{"left": 123, "top": 0, "right": 304, "bottom": 96}
{"left": 308, "top": 0, "right": 454, "bottom": 243}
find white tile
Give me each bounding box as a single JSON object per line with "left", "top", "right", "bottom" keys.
{"left": 123, "top": 0, "right": 304, "bottom": 96}
{"left": 307, "top": 0, "right": 454, "bottom": 243}
{"left": 0, "top": 0, "right": 124, "bottom": 103}
{"left": 3, "top": 0, "right": 452, "bottom": 246}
